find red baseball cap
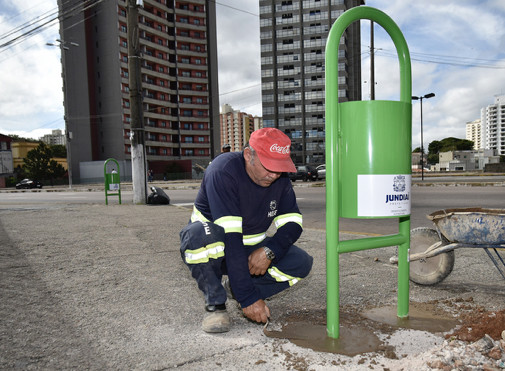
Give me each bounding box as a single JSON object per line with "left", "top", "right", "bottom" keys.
{"left": 249, "top": 128, "right": 296, "bottom": 173}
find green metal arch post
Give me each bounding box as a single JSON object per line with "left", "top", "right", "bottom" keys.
{"left": 325, "top": 6, "right": 412, "bottom": 339}
{"left": 104, "top": 158, "right": 122, "bottom": 205}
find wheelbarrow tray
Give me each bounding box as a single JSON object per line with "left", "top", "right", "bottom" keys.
{"left": 428, "top": 208, "right": 505, "bottom": 245}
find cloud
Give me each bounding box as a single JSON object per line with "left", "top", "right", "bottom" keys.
{"left": 366, "top": 0, "right": 505, "bottom": 149}
{"left": 0, "top": 1, "right": 63, "bottom": 139}
{"left": 2, "top": 0, "right": 504, "bottom": 149}
{"left": 216, "top": 1, "right": 262, "bottom": 115}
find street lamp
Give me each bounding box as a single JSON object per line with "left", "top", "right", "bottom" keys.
{"left": 46, "top": 39, "right": 79, "bottom": 189}
{"left": 412, "top": 92, "right": 435, "bottom": 181}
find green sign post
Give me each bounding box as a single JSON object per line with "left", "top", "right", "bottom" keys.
{"left": 104, "top": 158, "right": 122, "bottom": 205}
{"left": 325, "top": 6, "right": 412, "bottom": 339}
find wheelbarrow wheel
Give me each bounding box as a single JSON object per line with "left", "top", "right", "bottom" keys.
{"left": 409, "top": 227, "right": 455, "bottom": 286}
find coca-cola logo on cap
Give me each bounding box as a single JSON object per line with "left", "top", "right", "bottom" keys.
{"left": 270, "top": 144, "right": 290, "bottom": 155}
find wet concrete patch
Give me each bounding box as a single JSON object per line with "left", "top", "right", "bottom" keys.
{"left": 264, "top": 303, "right": 461, "bottom": 357}
{"left": 362, "top": 303, "right": 460, "bottom": 333}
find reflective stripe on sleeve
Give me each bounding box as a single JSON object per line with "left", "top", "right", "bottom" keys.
{"left": 267, "top": 266, "right": 300, "bottom": 286}
{"left": 184, "top": 242, "right": 225, "bottom": 264}
{"left": 243, "top": 232, "right": 267, "bottom": 246}
{"left": 215, "top": 216, "right": 242, "bottom": 234}
{"left": 191, "top": 206, "right": 210, "bottom": 223}
{"left": 274, "top": 212, "right": 303, "bottom": 229}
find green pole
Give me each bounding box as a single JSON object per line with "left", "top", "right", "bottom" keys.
{"left": 397, "top": 216, "right": 410, "bottom": 317}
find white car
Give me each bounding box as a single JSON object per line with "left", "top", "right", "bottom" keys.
{"left": 316, "top": 164, "right": 325, "bottom": 179}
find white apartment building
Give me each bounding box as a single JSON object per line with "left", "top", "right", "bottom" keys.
{"left": 41, "top": 129, "right": 66, "bottom": 146}
{"left": 465, "top": 119, "right": 481, "bottom": 150}
{"left": 435, "top": 149, "right": 499, "bottom": 171}
{"left": 481, "top": 95, "right": 505, "bottom": 155}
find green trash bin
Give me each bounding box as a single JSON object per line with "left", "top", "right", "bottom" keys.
{"left": 104, "top": 158, "right": 122, "bottom": 205}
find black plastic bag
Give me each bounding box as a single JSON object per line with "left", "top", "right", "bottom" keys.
{"left": 147, "top": 186, "right": 170, "bottom": 205}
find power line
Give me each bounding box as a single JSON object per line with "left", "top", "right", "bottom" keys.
{"left": 361, "top": 43, "right": 505, "bottom": 70}
{"left": 219, "top": 83, "right": 261, "bottom": 96}
{"left": 211, "top": 0, "right": 259, "bottom": 17}
{"left": 0, "top": 0, "right": 104, "bottom": 55}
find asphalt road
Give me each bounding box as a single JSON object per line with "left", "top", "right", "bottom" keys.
{"left": 1, "top": 184, "right": 504, "bottom": 236}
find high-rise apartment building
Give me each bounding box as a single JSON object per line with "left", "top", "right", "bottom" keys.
{"left": 259, "top": 0, "right": 363, "bottom": 165}
{"left": 41, "top": 129, "right": 66, "bottom": 146}
{"left": 465, "top": 119, "right": 481, "bottom": 150}
{"left": 57, "top": 0, "right": 219, "bottom": 182}
{"left": 219, "top": 104, "right": 262, "bottom": 152}
{"left": 481, "top": 95, "right": 505, "bottom": 156}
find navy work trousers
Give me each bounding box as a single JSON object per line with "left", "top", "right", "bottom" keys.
{"left": 180, "top": 221, "right": 313, "bottom": 307}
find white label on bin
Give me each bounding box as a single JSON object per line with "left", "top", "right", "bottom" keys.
{"left": 357, "top": 174, "right": 411, "bottom": 217}
{"left": 109, "top": 183, "right": 119, "bottom": 191}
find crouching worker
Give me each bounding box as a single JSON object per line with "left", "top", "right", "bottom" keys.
{"left": 180, "top": 128, "right": 313, "bottom": 333}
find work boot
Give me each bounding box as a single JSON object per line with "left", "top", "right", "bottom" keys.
{"left": 202, "top": 304, "right": 230, "bottom": 333}
{"left": 221, "top": 276, "right": 235, "bottom": 300}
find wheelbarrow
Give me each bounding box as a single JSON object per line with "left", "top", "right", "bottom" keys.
{"left": 390, "top": 208, "right": 505, "bottom": 285}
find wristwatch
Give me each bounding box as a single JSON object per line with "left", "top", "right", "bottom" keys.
{"left": 263, "top": 246, "right": 275, "bottom": 260}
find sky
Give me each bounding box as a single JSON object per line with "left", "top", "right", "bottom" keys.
{"left": 1, "top": 0, "right": 504, "bottom": 151}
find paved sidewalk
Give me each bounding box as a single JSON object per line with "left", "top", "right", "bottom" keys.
{"left": 1, "top": 202, "right": 504, "bottom": 370}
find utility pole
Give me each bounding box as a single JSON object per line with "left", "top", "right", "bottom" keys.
{"left": 127, "top": 0, "right": 147, "bottom": 204}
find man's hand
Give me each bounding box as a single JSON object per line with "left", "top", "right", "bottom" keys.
{"left": 242, "top": 299, "right": 270, "bottom": 323}
{"left": 248, "top": 247, "right": 271, "bottom": 275}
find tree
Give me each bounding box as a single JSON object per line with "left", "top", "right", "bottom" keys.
{"left": 23, "top": 142, "right": 66, "bottom": 185}
{"left": 10, "top": 135, "right": 39, "bottom": 143}
{"left": 427, "top": 137, "right": 475, "bottom": 164}
{"left": 412, "top": 147, "right": 422, "bottom": 153}
{"left": 51, "top": 144, "right": 67, "bottom": 158}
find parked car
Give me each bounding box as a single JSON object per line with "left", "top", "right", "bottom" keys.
{"left": 289, "top": 165, "right": 318, "bottom": 182}
{"left": 316, "top": 164, "right": 326, "bottom": 179}
{"left": 15, "top": 179, "right": 43, "bottom": 189}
